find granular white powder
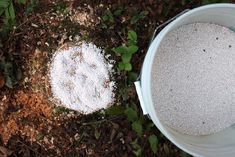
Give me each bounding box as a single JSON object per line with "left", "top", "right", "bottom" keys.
{"left": 151, "top": 23, "right": 235, "bottom": 135}
{"left": 49, "top": 42, "right": 115, "bottom": 114}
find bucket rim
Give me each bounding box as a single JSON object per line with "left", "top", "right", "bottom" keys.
{"left": 140, "top": 3, "right": 235, "bottom": 157}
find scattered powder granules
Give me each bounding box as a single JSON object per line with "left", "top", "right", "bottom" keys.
{"left": 151, "top": 23, "right": 235, "bottom": 135}
{"left": 49, "top": 42, "right": 115, "bottom": 114}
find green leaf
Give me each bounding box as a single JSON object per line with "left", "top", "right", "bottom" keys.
{"left": 130, "top": 15, "right": 139, "bottom": 25}
{"left": 139, "top": 11, "right": 148, "bottom": 17}
{"left": 102, "top": 10, "right": 114, "bottom": 22}
{"left": 118, "top": 62, "right": 125, "bottom": 70}
{"left": 94, "top": 129, "right": 101, "bottom": 140}
{"left": 112, "top": 45, "right": 128, "bottom": 54}
{"left": 127, "top": 45, "right": 138, "bottom": 54}
{"left": 8, "top": 2, "right": 15, "bottom": 20}
{"left": 16, "top": 68, "right": 22, "bottom": 80}
{"left": 55, "top": 3, "right": 68, "bottom": 13}
{"left": 101, "top": 23, "right": 107, "bottom": 29}
{"left": 132, "top": 121, "right": 143, "bottom": 137}
{"left": 119, "top": 87, "right": 129, "bottom": 101}
{"left": 105, "top": 105, "right": 125, "bottom": 115}
{"left": 102, "top": 14, "right": 109, "bottom": 21}
{"left": 130, "top": 139, "right": 138, "bottom": 149}
{"left": 146, "top": 122, "right": 155, "bottom": 131}
{"left": 113, "top": 10, "right": 122, "bottom": 16}
{"left": 124, "top": 63, "right": 132, "bottom": 71}
{"left": 36, "top": 132, "right": 44, "bottom": 140}
{"left": 0, "top": 9, "right": 4, "bottom": 16}
{"left": 18, "top": 0, "right": 27, "bottom": 4}
{"left": 0, "top": 1, "right": 9, "bottom": 8}
{"left": 124, "top": 106, "right": 138, "bottom": 122}
{"left": 25, "top": 5, "right": 34, "bottom": 15}
{"left": 162, "top": 6, "right": 169, "bottom": 17}
{"left": 148, "top": 134, "right": 158, "bottom": 154}
{"left": 128, "top": 72, "right": 138, "bottom": 82}
{"left": 5, "top": 7, "right": 10, "bottom": 19}
{"left": 122, "top": 53, "right": 132, "bottom": 63}
{"left": 128, "top": 30, "right": 137, "bottom": 42}
{"left": 5, "top": 75, "right": 13, "bottom": 88}
{"left": 25, "top": 0, "right": 38, "bottom": 15}
{"left": 53, "top": 106, "right": 70, "bottom": 114}
{"left": 130, "top": 139, "right": 142, "bottom": 157}
{"left": 130, "top": 11, "right": 148, "bottom": 24}
{"left": 133, "top": 148, "right": 142, "bottom": 157}
{"left": 114, "top": 7, "right": 124, "bottom": 16}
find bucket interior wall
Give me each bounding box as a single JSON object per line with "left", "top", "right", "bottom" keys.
{"left": 143, "top": 4, "right": 235, "bottom": 157}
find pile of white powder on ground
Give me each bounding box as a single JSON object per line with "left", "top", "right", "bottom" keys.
{"left": 49, "top": 42, "right": 115, "bottom": 114}
{"left": 151, "top": 23, "right": 235, "bottom": 135}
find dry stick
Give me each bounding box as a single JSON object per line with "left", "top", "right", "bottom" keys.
{"left": 116, "top": 32, "right": 126, "bottom": 43}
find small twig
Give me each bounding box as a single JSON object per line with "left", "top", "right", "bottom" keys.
{"left": 116, "top": 32, "right": 126, "bottom": 43}
{"left": 15, "top": 17, "right": 34, "bottom": 30}
{"left": 13, "top": 32, "right": 23, "bottom": 36}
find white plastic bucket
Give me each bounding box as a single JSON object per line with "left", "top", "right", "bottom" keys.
{"left": 135, "top": 4, "right": 235, "bottom": 157}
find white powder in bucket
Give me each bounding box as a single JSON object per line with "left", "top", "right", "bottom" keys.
{"left": 151, "top": 23, "right": 235, "bottom": 135}
{"left": 49, "top": 42, "right": 115, "bottom": 114}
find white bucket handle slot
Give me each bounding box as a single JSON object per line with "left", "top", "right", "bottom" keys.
{"left": 134, "top": 81, "right": 148, "bottom": 115}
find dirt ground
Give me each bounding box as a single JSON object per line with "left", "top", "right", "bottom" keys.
{"left": 0, "top": 0, "right": 234, "bottom": 157}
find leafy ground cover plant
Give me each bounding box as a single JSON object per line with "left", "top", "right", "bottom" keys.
{"left": 112, "top": 30, "right": 138, "bottom": 71}
{"left": 107, "top": 28, "right": 159, "bottom": 156}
